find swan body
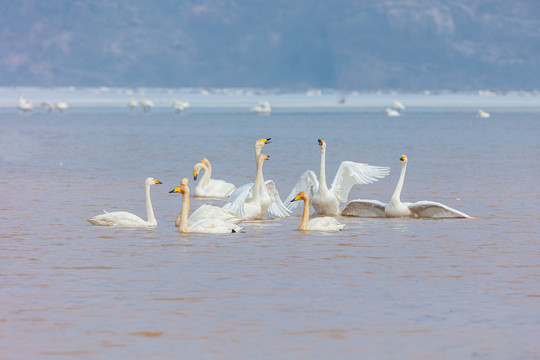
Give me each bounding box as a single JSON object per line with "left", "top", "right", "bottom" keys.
{"left": 251, "top": 101, "right": 271, "bottom": 113}
{"left": 291, "top": 192, "right": 344, "bottom": 231}
{"left": 128, "top": 97, "right": 137, "bottom": 109}
{"left": 392, "top": 99, "right": 406, "bottom": 110}
{"left": 223, "top": 139, "right": 290, "bottom": 220}
{"left": 56, "top": 102, "right": 69, "bottom": 111}
{"left": 87, "top": 177, "right": 162, "bottom": 227}
{"left": 341, "top": 155, "right": 473, "bottom": 219}
{"left": 173, "top": 100, "right": 189, "bottom": 112}
{"left": 477, "top": 109, "right": 490, "bottom": 118}
{"left": 193, "top": 158, "right": 236, "bottom": 197}
{"left": 171, "top": 178, "right": 243, "bottom": 233}
{"left": 139, "top": 91, "right": 154, "bottom": 112}
{"left": 386, "top": 108, "right": 400, "bottom": 116}
{"left": 18, "top": 93, "right": 33, "bottom": 111}
{"left": 285, "top": 139, "right": 390, "bottom": 216}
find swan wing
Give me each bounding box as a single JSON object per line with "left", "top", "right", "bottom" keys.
{"left": 188, "top": 218, "right": 243, "bottom": 233}
{"left": 406, "top": 201, "right": 473, "bottom": 219}
{"left": 330, "top": 161, "right": 390, "bottom": 203}
{"left": 284, "top": 170, "right": 319, "bottom": 211}
{"left": 308, "top": 217, "right": 345, "bottom": 231}
{"left": 265, "top": 180, "right": 292, "bottom": 217}
{"left": 189, "top": 204, "right": 242, "bottom": 224}
{"left": 222, "top": 183, "right": 254, "bottom": 218}
{"left": 87, "top": 211, "right": 148, "bottom": 227}
{"left": 341, "top": 199, "right": 387, "bottom": 217}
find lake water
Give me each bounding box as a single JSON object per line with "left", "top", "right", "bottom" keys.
{"left": 1, "top": 88, "right": 539, "bottom": 359}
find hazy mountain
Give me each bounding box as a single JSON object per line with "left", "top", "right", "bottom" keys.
{"left": 1, "top": 0, "right": 539, "bottom": 90}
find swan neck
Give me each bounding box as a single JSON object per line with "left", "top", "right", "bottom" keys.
{"left": 319, "top": 148, "right": 328, "bottom": 190}
{"left": 145, "top": 183, "right": 156, "bottom": 225}
{"left": 391, "top": 162, "right": 407, "bottom": 204}
{"left": 179, "top": 189, "right": 190, "bottom": 233}
{"left": 253, "top": 158, "right": 264, "bottom": 200}
{"left": 299, "top": 198, "right": 309, "bottom": 230}
{"left": 198, "top": 164, "right": 211, "bottom": 187}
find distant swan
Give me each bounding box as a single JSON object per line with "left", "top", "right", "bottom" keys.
{"left": 139, "top": 90, "right": 154, "bottom": 112}
{"left": 477, "top": 109, "right": 490, "bottom": 118}
{"left": 56, "top": 102, "right": 69, "bottom": 111}
{"left": 341, "top": 155, "right": 473, "bottom": 219}
{"left": 193, "top": 158, "right": 236, "bottom": 197}
{"left": 170, "top": 178, "right": 243, "bottom": 233}
{"left": 87, "top": 177, "right": 162, "bottom": 227}
{"left": 291, "top": 192, "right": 344, "bottom": 231}
{"left": 18, "top": 93, "right": 33, "bottom": 111}
{"left": 251, "top": 101, "right": 271, "bottom": 114}
{"left": 173, "top": 100, "right": 189, "bottom": 112}
{"left": 41, "top": 102, "right": 53, "bottom": 111}
{"left": 392, "top": 99, "right": 406, "bottom": 110}
{"left": 386, "top": 108, "right": 400, "bottom": 116}
{"left": 128, "top": 97, "right": 137, "bottom": 109}
{"left": 223, "top": 139, "right": 291, "bottom": 220}
{"left": 285, "top": 139, "right": 390, "bottom": 215}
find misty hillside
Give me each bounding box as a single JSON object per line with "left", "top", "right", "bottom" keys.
{"left": 1, "top": 0, "right": 539, "bottom": 90}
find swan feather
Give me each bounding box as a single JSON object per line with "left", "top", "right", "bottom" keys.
{"left": 330, "top": 161, "right": 390, "bottom": 203}
{"left": 341, "top": 199, "right": 387, "bottom": 217}
{"left": 284, "top": 170, "right": 319, "bottom": 211}
{"left": 405, "top": 201, "right": 473, "bottom": 219}
{"left": 265, "top": 180, "right": 292, "bottom": 217}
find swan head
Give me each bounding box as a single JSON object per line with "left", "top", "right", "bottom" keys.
{"left": 200, "top": 158, "right": 210, "bottom": 166}
{"left": 257, "top": 153, "right": 269, "bottom": 164}
{"left": 400, "top": 155, "right": 408, "bottom": 164}
{"left": 291, "top": 191, "right": 308, "bottom": 202}
{"left": 169, "top": 178, "right": 189, "bottom": 194}
{"left": 255, "top": 138, "right": 271, "bottom": 150}
{"left": 145, "top": 177, "right": 162, "bottom": 186}
{"left": 318, "top": 139, "right": 326, "bottom": 150}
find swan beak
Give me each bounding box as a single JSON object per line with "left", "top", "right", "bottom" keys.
{"left": 291, "top": 194, "right": 301, "bottom": 202}
{"left": 265, "top": 155, "right": 270, "bottom": 160}
{"left": 318, "top": 139, "right": 324, "bottom": 146}
{"left": 193, "top": 170, "right": 198, "bottom": 180}
{"left": 400, "top": 155, "right": 406, "bottom": 162}
{"left": 261, "top": 138, "right": 271, "bottom": 144}
{"left": 169, "top": 186, "right": 180, "bottom": 193}
{"left": 154, "top": 179, "right": 162, "bottom": 184}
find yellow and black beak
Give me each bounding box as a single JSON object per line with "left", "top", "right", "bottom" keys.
{"left": 193, "top": 170, "right": 198, "bottom": 180}
{"left": 318, "top": 139, "right": 324, "bottom": 146}
{"left": 265, "top": 155, "right": 270, "bottom": 160}
{"left": 169, "top": 186, "right": 180, "bottom": 193}
{"left": 290, "top": 193, "right": 301, "bottom": 202}
{"left": 400, "top": 155, "right": 406, "bottom": 162}
{"left": 261, "top": 138, "right": 271, "bottom": 144}
{"left": 154, "top": 179, "right": 162, "bottom": 184}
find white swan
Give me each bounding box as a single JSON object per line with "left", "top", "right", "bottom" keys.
{"left": 193, "top": 158, "right": 236, "bottom": 197}
{"left": 285, "top": 139, "right": 390, "bottom": 216}
{"left": 341, "top": 155, "right": 474, "bottom": 219}
{"left": 173, "top": 100, "right": 189, "bottom": 112}
{"left": 291, "top": 192, "right": 344, "bottom": 231}
{"left": 386, "top": 108, "right": 400, "bottom": 116}
{"left": 18, "top": 93, "right": 33, "bottom": 111}
{"left": 128, "top": 97, "right": 137, "bottom": 109}
{"left": 251, "top": 101, "right": 271, "bottom": 114}
{"left": 224, "top": 152, "right": 290, "bottom": 220}
{"left": 477, "top": 109, "right": 490, "bottom": 118}
{"left": 171, "top": 178, "right": 243, "bottom": 233}
{"left": 56, "top": 102, "right": 69, "bottom": 111}
{"left": 392, "top": 99, "right": 406, "bottom": 111}
{"left": 87, "top": 177, "right": 162, "bottom": 227}
{"left": 139, "top": 90, "right": 154, "bottom": 112}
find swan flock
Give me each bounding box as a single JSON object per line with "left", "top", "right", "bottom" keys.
{"left": 87, "top": 138, "right": 474, "bottom": 232}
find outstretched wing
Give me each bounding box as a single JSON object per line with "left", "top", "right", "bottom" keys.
{"left": 340, "top": 199, "right": 387, "bottom": 217}
{"left": 330, "top": 161, "right": 390, "bottom": 203}
{"left": 284, "top": 170, "right": 319, "bottom": 211}
{"left": 222, "top": 183, "right": 253, "bottom": 218}
{"left": 265, "top": 180, "right": 292, "bottom": 217}
{"left": 406, "top": 201, "right": 473, "bottom": 219}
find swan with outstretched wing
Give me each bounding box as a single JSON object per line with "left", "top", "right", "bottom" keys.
{"left": 341, "top": 155, "right": 474, "bottom": 219}
{"left": 284, "top": 139, "right": 390, "bottom": 215}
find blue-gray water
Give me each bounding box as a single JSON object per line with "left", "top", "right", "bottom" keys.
{"left": 1, "top": 90, "right": 539, "bottom": 359}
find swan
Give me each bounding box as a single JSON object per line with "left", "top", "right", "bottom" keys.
{"left": 87, "top": 177, "right": 162, "bottom": 227}
{"left": 139, "top": 90, "right": 154, "bottom": 112}
{"left": 18, "top": 93, "right": 33, "bottom": 111}
{"left": 341, "top": 155, "right": 474, "bottom": 219}
{"left": 56, "top": 102, "right": 69, "bottom": 111}
{"left": 193, "top": 158, "right": 236, "bottom": 197}
{"left": 386, "top": 108, "right": 400, "bottom": 116}
{"left": 251, "top": 101, "right": 271, "bottom": 114}
{"left": 41, "top": 102, "right": 53, "bottom": 111}
{"left": 477, "top": 109, "right": 490, "bottom": 118}
{"left": 173, "top": 100, "right": 189, "bottom": 112}
{"left": 223, "top": 139, "right": 290, "bottom": 220}
{"left": 290, "top": 192, "right": 344, "bottom": 231}
{"left": 392, "top": 99, "right": 406, "bottom": 111}
{"left": 170, "top": 178, "right": 243, "bottom": 233}
{"left": 284, "top": 139, "right": 390, "bottom": 216}
{"left": 128, "top": 97, "right": 137, "bottom": 109}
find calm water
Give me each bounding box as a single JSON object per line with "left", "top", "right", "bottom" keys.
{"left": 1, "top": 90, "right": 539, "bottom": 359}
